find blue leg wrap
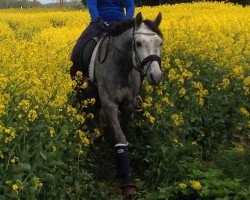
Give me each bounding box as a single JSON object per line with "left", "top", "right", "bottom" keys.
{"left": 115, "top": 144, "right": 131, "bottom": 177}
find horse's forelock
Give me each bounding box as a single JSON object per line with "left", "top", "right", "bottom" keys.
{"left": 143, "top": 20, "right": 163, "bottom": 39}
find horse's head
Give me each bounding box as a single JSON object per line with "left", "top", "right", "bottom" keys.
{"left": 132, "top": 12, "right": 163, "bottom": 86}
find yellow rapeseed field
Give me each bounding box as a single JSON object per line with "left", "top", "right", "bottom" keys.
{"left": 0, "top": 1, "right": 249, "bottom": 155}
{"left": 0, "top": 3, "right": 249, "bottom": 197}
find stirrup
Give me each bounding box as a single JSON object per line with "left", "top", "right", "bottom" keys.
{"left": 134, "top": 95, "right": 143, "bottom": 112}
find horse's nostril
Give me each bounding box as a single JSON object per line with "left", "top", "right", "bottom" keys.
{"left": 150, "top": 73, "right": 157, "bottom": 85}
{"left": 150, "top": 73, "right": 154, "bottom": 80}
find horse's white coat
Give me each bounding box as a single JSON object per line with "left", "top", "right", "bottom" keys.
{"left": 90, "top": 23, "right": 163, "bottom": 84}
{"left": 132, "top": 23, "right": 163, "bottom": 85}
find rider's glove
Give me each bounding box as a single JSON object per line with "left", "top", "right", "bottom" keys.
{"left": 95, "top": 17, "right": 109, "bottom": 31}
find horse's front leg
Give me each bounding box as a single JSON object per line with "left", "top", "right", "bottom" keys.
{"left": 120, "top": 101, "right": 134, "bottom": 138}
{"left": 102, "top": 103, "right": 138, "bottom": 196}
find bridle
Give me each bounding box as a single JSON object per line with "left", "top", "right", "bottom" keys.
{"left": 132, "top": 26, "right": 162, "bottom": 78}
{"left": 97, "top": 25, "right": 162, "bottom": 79}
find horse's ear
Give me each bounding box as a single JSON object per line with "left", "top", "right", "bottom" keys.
{"left": 153, "top": 12, "right": 162, "bottom": 27}
{"left": 135, "top": 12, "right": 143, "bottom": 27}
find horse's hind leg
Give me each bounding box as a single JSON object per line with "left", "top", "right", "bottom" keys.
{"left": 102, "top": 103, "right": 138, "bottom": 197}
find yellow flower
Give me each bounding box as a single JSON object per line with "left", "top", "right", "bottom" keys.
{"left": 48, "top": 127, "right": 55, "bottom": 138}
{"left": 161, "top": 97, "right": 174, "bottom": 107}
{"left": 12, "top": 184, "right": 19, "bottom": 192}
{"left": 76, "top": 114, "right": 85, "bottom": 124}
{"left": 11, "top": 180, "right": 23, "bottom": 193}
{"left": 239, "top": 107, "right": 249, "bottom": 117}
{"left": 11, "top": 157, "right": 20, "bottom": 164}
{"left": 0, "top": 104, "right": 6, "bottom": 116}
{"left": 18, "top": 99, "right": 30, "bottom": 113}
{"left": 76, "top": 130, "right": 85, "bottom": 138}
{"left": 90, "top": 98, "right": 96, "bottom": 105}
{"left": 76, "top": 130, "right": 90, "bottom": 145}
{"left": 172, "top": 137, "right": 183, "bottom": 146}
{"left": 28, "top": 109, "right": 38, "bottom": 122}
{"left": 243, "top": 76, "right": 250, "bottom": 87}
{"left": 168, "top": 68, "right": 179, "bottom": 81}
{"left": 80, "top": 81, "right": 88, "bottom": 89}
{"left": 31, "top": 177, "right": 43, "bottom": 190}
{"left": 93, "top": 128, "right": 101, "bottom": 138}
{"left": 192, "top": 81, "right": 203, "bottom": 90}
{"left": 191, "top": 180, "right": 202, "bottom": 190}
{"left": 52, "top": 146, "right": 57, "bottom": 152}
{"left": 232, "top": 65, "right": 244, "bottom": 77}
{"left": 221, "top": 78, "right": 230, "bottom": 89}
{"left": 182, "top": 70, "right": 193, "bottom": 79}
{"left": 155, "top": 103, "right": 163, "bottom": 114}
{"left": 4, "top": 127, "right": 16, "bottom": 143}
{"left": 145, "top": 85, "right": 153, "bottom": 93}
{"left": 81, "top": 137, "right": 90, "bottom": 146}
{"left": 234, "top": 144, "right": 244, "bottom": 153}
{"left": 172, "top": 138, "right": 179, "bottom": 144}
{"left": 171, "top": 113, "right": 184, "bottom": 127}
{"left": 179, "top": 88, "right": 186, "bottom": 97}
{"left": 198, "top": 98, "right": 205, "bottom": 107}
{"left": 143, "top": 111, "right": 156, "bottom": 124}
{"left": 178, "top": 183, "right": 187, "bottom": 190}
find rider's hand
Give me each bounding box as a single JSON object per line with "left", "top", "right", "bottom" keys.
{"left": 95, "top": 17, "right": 109, "bottom": 31}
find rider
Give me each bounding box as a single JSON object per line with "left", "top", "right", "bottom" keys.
{"left": 70, "top": 0, "right": 142, "bottom": 111}
{"left": 70, "top": 0, "right": 135, "bottom": 79}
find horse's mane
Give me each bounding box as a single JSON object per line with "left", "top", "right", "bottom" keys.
{"left": 106, "top": 19, "right": 163, "bottom": 38}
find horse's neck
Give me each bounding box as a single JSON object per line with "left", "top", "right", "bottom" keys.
{"left": 113, "top": 28, "right": 132, "bottom": 55}
{"left": 111, "top": 28, "right": 133, "bottom": 67}
{"left": 111, "top": 29, "right": 141, "bottom": 91}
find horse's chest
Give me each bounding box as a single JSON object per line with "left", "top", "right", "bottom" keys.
{"left": 117, "top": 85, "right": 138, "bottom": 100}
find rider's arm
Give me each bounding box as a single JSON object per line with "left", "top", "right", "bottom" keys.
{"left": 87, "top": 0, "right": 99, "bottom": 21}
{"left": 124, "top": 0, "right": 135, "bottom": 19}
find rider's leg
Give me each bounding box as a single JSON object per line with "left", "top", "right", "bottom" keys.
{"left": 70, "top": 22, "right": 103, "bottom": 107}
{"left": 70, "top": 22, "right": 99, "bottom": 80}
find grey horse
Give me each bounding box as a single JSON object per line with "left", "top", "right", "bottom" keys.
{"left": 79, "top": 12, "right": 163, "bottom": 197}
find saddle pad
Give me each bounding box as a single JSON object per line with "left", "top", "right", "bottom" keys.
{"left": 88, "top": 37, "right": 103, "bottom": 82}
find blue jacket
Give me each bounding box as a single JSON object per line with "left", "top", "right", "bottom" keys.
{"left": 87, "top": 0, "right": 135, "bottom": 24}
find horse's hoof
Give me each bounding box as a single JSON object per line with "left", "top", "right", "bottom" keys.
{"left": 122, "top": 185, "right": 138, "bottom": 197}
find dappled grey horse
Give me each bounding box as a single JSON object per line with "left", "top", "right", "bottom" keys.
{"left": 74, "top": 12, "right": 163, "bottom": 197}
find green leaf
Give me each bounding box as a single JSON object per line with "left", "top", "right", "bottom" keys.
{"left": 12, "top": 163, "right": 31, "bottom": 173}
{"left": 40, "top": 151, "right": 47, "bottom": 160}
{"left": 41, "top": 172, "right": 55, "bottom": 183}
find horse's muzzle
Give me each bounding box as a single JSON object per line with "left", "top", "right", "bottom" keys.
{"left": 150, "top": 72, "right": 162, "bottom": 85}
{"left": 147, "top": 61, "right": 162, "bottom": 85}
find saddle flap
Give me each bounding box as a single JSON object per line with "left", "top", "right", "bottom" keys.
{"left": 80, "top": 37, "right": 99, "bottom": 72}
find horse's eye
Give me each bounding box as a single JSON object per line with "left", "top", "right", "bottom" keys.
{"left": 136, "top": 41, "right": 142, "bottom": 47}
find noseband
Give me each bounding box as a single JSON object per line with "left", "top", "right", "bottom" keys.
{"left": 132, "top": 26, "right": 161, "bottom": 78}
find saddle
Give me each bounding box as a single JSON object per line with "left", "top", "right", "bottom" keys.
{"left": 79, "top": 33, "right": 106, "bottom": 79}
